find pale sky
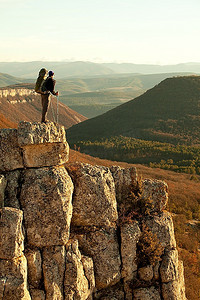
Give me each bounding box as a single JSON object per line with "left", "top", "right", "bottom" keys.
{"left": 1, "top": 0, "right": 200, "bottom": 64}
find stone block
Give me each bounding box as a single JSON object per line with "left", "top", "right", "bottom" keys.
{"left": 141, "top": 179, "right": 168, "bottom": 213}
{"left": 22, "top": 142, "right": 69, "bottom": 168}
{"left": 30, "top": 289, "right": 45, "bottom": 300}
{"left": 121, "top": 222, "right": 141, "bottom": 280}
{"left": 26, "top": 249, "right": 42, "bottom": 289}
{"left": 0, "top": 175, "right": 7, "bottom": 208}
{"left": 20, "top": 166, "right": 73, "bottom": 247}
{"left": 110, "top": 165, "right": 138, "bottom": 204}
{"left": 43, "top": 246, "right": 66, "bottom": 300}
{"left": 0, "top": 207, "right": 24, "bottom": 259}
{"left": 0, "top": 255, "right": 31, "bottom": 300}
{"left": 66, "top": 163, "right": 118, "bottom": 227}
{"left": 75, "top": 227, "right": 121, "bottom": 289}
{"left": 133, "top": 286, "right": 161, "bottom": 300}
{"left": 65, "top": 240, "right": 95, "bottom": 300}
{"left": 0, "top": 129, "right": 23, "bottom": 172}
{"left": 145, "top": 211, "right": 176, "bottom": 250}
{"left": 160, "top": 249, "right": 179, "bottom": 283}
{"left": 18, "top": 121, "right": 66, "bottom": 146}
{"left": 4, "top": 170, "right": 21, "bottom": 209}
{"left": 138, "top": 265, "right": 154, "bottom": 281}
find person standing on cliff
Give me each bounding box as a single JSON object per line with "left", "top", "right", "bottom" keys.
{"left": 41, "top": 70, "right": 59, "bottom": 123}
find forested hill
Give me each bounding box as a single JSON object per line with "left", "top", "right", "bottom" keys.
{"left": 68, "top": 76, "right": 200, "bottom": 145}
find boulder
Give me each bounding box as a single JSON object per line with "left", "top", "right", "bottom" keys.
{"left": 110, "top": 166, "right": 138, "bottom": 204}
{"left": 93, "top": 282, "right": 125, "bottom": 300}
{"left": 178, "top": 261, "right": 187, "bottom": 300}
{"left": 160, "top": 249, "right": 179, "bottom": 283}
{"left": 4, "top": 170, "right": 21, "bottom": 209}
{"left": 0, "top": 129, "right": 23, "bottom": 172}
{"left": 17, "top": 121, "right": 66, "bottom": 146}
{"left": 0, "top": 255, "right": 31, "bottom": 300}
{"left": 65, "top": 240, "right": 95, "bottom": 300}
{"left": 145, "top": 211, "right": 176, "bottom": 250}
{"left": 0, "top": 175, "right": 7, "bottom": 208}
{"left": 66, "top": 163, "right": 118, "bottom": 227}
{"left": 30, "top": 289, "right": 45, "bottom": 300}
{"left": 138, "top": 265, "right": 154, "bottom": 281}
{"left": 153, "top": 261, "right": 160, "bottom": 281}
{"left": 121, "top": 222, "right": 141, "bottom": 279}
{"left": 20, "top": 166, "right": 73, "bottom": 247}
{"left": 0, "top": 207, "right": 24, "bottom": 259}
{"left": 25, "top": 249, "right": 42, "bottom": 289}
{"left": 133, "top": 286, "right": 161, "bottom": 300}
{"left": 22, "top": 142, "right": 69, "bottom": 168}
{"left": 74, "top": 227, "right": 121, "bottom": 289}
{"left": 43, "top": 246, "right": 66, "bottom": 300}
{"left": 141, "top": 179, "right": 168, "bottom": 213}
{"left": 162, "top": 280, "right": 184, "bottom": 300}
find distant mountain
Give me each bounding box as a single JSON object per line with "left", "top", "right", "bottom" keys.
{"left": 67, "top": 75, "right": 200, "bottom": 145}
{"left": 0, "top": 61, "right": 115, "bottom": 79}
{"left": 0, "top": 72, "right": 31, "bottom": 88}
{"left": 103, "top": 62, "right": 200, "bottom": 74}
{"left": 0, "top": 60, "right": 200, "bottom": 79}
{"left": 0, "top": 85, "right": 87, "bottom": 129}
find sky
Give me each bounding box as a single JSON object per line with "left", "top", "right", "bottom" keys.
{"left": 1, "top": 0, "right": 200, "bottom": 64}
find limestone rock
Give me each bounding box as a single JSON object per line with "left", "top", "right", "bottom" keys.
{"left": 26, "top": 249, "right": 42, "bottom": 289}
{"left": 0, "top": 255, "right": 31, "bottom": 300}
{"left": 0, "top": 175, "right": 7, "bottom": 208}
{"left": 30, "top": 289, "right": 45, "bottom": 300}
{"left": 4, "top": 170, "right": 21, "bottom": 209}
{"left": 121, "top": 222, "right": 141, "bottom": 279}
{"left": 141, "top": 179, "right": 168, "bottom": 213}
{"left": 0, "top": 207, "right": 24, "bottom": 259}
{"left": 17, "top": 121, "right": 66, "bottom": 146}
{"left": 75, "top": 227, "right": 121, "bottom": 289}
{"left": 93, "top": 282, "right": 125, "bottom": 299}
{"left": 20, "top": 166, "right": 73, "bottom": 247}
{"left": 81, "top": 255, "right": 95, "bottom": 292}
{"left": 153, "top": 261, "right": 160, "bottom": 281}
{"left": 43, "top": 246, "right": 66, "bottom": 300}
{"left": 145, "top": 212, "right": 176, "bottom": 249}
{"left": 110, "top": 165, "right": 138, "bottom": 204}
{"left": 65, "top": 240, "right": 95, "bottom": 300}
{"left": 66, "top": 163, "right": 118, "bottom": 227}
{"left": 162, "top": 260, "right": 186, "bottom": 300}
{"left": 162, "top": 280, "right": 185, "bottom": 300}
{"left": 160, "top": 249, "right": 179, "bottom": 283}
{"left": 133, "top": 286, "right": 161, "bottom": 300}
{"left": 0, "top": 129, "right": 23, "bottom": 172}
{"left": 138, "top": 265, "right": 154, "bottom": 281}
{"left": 22, "top": 141, "right": 69, "bottom": 168}
{"left": 178, "top": 260, "right": 187, "bottom": 300}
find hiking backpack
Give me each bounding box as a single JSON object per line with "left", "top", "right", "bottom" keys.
{"left": 35, "top": 68, "right": 48, "bottom": 94}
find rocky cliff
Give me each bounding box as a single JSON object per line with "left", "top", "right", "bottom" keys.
{"left": 0, "top": 88, "right": 87, "bottom": 129}
{"left": 0, "top": 122, "right": 186, "bottom": 300}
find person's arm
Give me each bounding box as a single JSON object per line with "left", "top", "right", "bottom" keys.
{"left": 50, "top": 79, "right": 58, "bottom": 96}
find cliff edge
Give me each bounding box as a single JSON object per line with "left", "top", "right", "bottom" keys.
{"left": 0, "top": 122, "right": 186, "bottom": 299}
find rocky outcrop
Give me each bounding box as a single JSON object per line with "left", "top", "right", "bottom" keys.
{"left": 0, "top": 88, "right": 33, "bottom": 99}
{"left": 0, "top": 122, "right": 187, "bottom": 299}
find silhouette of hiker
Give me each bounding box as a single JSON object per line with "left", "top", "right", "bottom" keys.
{"left": 41, "top": 70, "right": 59, "bottom": 123}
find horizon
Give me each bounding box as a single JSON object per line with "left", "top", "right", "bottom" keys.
{"left": 1, "top": 60, "right": 200, "bottom": 66}
{"left": 1, "top": 0, "right": 200, "bottom": 65}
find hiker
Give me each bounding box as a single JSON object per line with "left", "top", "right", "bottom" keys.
{"left": 41, "top": 70, "right": 59, "bottom": 123}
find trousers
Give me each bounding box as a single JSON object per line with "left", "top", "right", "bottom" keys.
{"left": 41, "top": 93, "right": 50, "bottom": 122}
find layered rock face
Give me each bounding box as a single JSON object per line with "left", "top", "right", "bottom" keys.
{"left": 0, "top": 122, "right": 187, "bottom": 299}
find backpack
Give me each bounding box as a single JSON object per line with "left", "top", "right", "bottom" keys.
{"left": 35, "top": 68, "right": 48, "bottom": 94}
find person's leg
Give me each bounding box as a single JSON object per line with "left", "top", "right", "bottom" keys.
{"left": 41, "top": 93, "right": 50, "bottom": 122}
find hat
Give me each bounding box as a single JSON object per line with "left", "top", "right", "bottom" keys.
{"left": 48, "top": 70, "right": 54, "bottom": 77}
